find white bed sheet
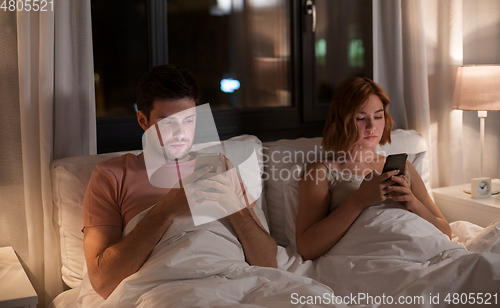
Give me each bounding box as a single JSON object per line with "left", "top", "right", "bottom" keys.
{"left": 50, "top": 288, "right": 80, "bottom": 308}
{"left": 74, "top": 207, "right": 343, "bottom": 308}
{"left": 51, "top": 206, "right": 499, "bottom": 308}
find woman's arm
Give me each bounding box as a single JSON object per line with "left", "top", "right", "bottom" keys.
{"left": 296, "top": 163, "right": 398, "bottom": 260}
{"left": 388, "top": 161, "right": 452, "bottom": 238}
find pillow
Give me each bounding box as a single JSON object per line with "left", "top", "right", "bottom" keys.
{"left": 266, "top": 129, "right": 430, "bottom": 249}
{"left": 263, "top": 137, "right": 322, "bottom": 247}
{"left": 283, "top": 164, "right": 304, "bottom": 252}
{"left": 52, "top": 135, "right": 265, "bottom": 288}
{"left": 52, "top": 150, "right": 140, "bottom": 288}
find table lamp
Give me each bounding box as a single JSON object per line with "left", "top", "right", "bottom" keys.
{"left": 452, "top": 65, "right": 500, "bottom": 198}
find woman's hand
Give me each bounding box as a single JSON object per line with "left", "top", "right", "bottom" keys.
{"left": 386, "top": 162, "right": 421, "bottom": 212}
{"left": 351, "top": 169, "right": 400, "bottom": 209}
{"left": 388, "top": 161, "right": 452, "bottom": 238}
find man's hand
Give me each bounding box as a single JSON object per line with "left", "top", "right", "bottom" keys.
{"left": 191, "top": 168, "right": 248, "bottom": 214}
{"left": 172, "top": 165, "right": 214, "bottom": 188}
{"left": 161, "top": 165, "right": 214, "bottom": 218}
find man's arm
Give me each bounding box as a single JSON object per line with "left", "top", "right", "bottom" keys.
{"left": 84, "top": 165, "right": 211, "bottom": 299}
{"left": 228, "top": 206, "right": 278, "bottom": 268}
{"left": 83, "top": 188, "right": 188, "bottom": 299}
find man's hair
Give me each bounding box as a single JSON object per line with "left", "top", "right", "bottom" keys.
{"left": 136, "top": 64, "right": 199, "bottom": 120}
{"left": 322, "top": 77, "right": 393, "bottom": 153}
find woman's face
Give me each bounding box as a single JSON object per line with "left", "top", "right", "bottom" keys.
{"left": 355, "top": 94, "right": 385, "bottom": 150}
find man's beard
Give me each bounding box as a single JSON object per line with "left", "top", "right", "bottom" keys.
{"left": 166, "top": 149, "right": 189, "bottom": 161}
{"left": 164, "top": 140, "right": 192, "bottom": 162}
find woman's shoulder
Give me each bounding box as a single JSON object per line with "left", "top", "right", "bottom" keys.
{"left": 305, "top": 161, "right": 328, "bottom": 170}
{"left": 303, "top": 161, "right": 345, "bottom": 183}
{"left": 305, "top": 160, "right": 343, "bottom": 172}
{"left": 309, "top": 160, "right": 359, "bottom": 173}
{"left": 405, "top": 159, "right": 419, "bottom": 179}
{"left": 377, "top": 153, "right": 388, "bottom": 161}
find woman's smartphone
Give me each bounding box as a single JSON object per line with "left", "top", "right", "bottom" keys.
{"left": 194, "top": 153, "right": 220, "bottom": 174}
{"left": 382, "top": 153, "right": 408, "bottom": 176}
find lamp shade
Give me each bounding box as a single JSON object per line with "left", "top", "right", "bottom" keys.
{"left": 452, "top": 65, "right": 500, "bottom": 111}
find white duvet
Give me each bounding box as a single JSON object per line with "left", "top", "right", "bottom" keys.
{"left": 310, "top": 201, "right": 500, "bottom": 307}
{"left": 77, "top": 201, "right": 500, "bottom": 308}
{"left": 77, "top": 208, "right": 344, "bottom": 308}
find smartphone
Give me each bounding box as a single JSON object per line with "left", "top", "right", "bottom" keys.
{"left": 194, "top": 153, "right": 220, "bottom": 174}
{"left": 382, "top": 153, "right": 408, "bottom": 176}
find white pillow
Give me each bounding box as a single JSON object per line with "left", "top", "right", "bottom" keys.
{"left": 52, "top": 135, "right": 266, "bottom": 288}
{"left": 52, "top": 150, "right": 140, "bottom": 288}
{"left": 263, "top": 137, "right": 323, "bottom": 247}
{"left": 283, "top": 165, "right": 304, "bottom": 252}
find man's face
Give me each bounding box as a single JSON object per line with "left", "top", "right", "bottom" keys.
{"left": 139, "top": 98, "right": 197, "bottom": 161}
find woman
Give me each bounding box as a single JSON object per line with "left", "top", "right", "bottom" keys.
{"left": 296, "top": 77, "right": 451, "bottom": 261}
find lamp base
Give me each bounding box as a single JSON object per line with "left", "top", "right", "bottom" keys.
{"left": 463, "top": 178, "right": 500, "bottom": 195}
{"left": 463, "top": 188, "right": 500, "bottom": 195}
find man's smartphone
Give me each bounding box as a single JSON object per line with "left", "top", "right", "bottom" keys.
{"left": 382, "top": 153, "right": 408, "bottom": 176}
{"left": 194, "top": 153, "right": 220, "bottom": 174}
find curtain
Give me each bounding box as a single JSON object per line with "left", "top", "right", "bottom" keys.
{"left": 0, "top": 8, "right": 29, "bottom": 287}
{"left": 373, "top": 0, "right": 466, "bottom": 188}
{"left": 17, "top": 1, "right": 96, "bottom": 306}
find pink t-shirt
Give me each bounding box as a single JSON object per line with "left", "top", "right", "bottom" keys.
{"left": 82, "top": 153, "right": 253, "bottom": 232}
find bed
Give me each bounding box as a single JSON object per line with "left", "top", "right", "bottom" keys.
{"left": 49, "top": 129, "right": 500, "bottom": 307}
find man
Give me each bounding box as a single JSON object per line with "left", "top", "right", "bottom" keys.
{"left": 82, "top": 64, "right": 277, "bottom": 299}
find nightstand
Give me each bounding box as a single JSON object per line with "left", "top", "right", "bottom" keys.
{"left": 0, "top": 247, "right": 37, "bottom": 308}
{"left": 433, "top": 179, "right": 500, "bottom": 227}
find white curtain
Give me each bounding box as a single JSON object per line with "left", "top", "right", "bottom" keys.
{"left": 373, "top": 0, "right": 466, "bottom": 188}
{"left": 17, "top": 1, "right": 96, "bottom": 306}
{"left": 0, "top": 8, "right": 29, "bottom": 292}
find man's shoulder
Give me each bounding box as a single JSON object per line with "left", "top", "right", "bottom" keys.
{"left": 95, "top": 152, "right": 142, "bottom": 176}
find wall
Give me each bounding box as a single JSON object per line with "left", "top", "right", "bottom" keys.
{"left": 462, "top": 0, "right": 500, "bottom": 181}
{"left": 0, "top": 11, "right": 29, "bottom": 264}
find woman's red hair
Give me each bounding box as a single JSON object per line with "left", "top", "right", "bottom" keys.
{"left": 322, "top": 77, "right": 393, "bottom": 153}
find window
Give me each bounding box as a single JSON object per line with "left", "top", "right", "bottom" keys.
{"left": 92, "top": 0, "right": 372, "bottom": 153}
{"left": 167, "top": 0, "right": 291, "bottom": 109}
{"left": 315, "top": 0, "right": 372, "bottom": 107}
{"left": 303, "top": 0, "right": 373, "bottom": 121}
{"left": 92, "top": 0, "right": 149, "bottom": 117}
